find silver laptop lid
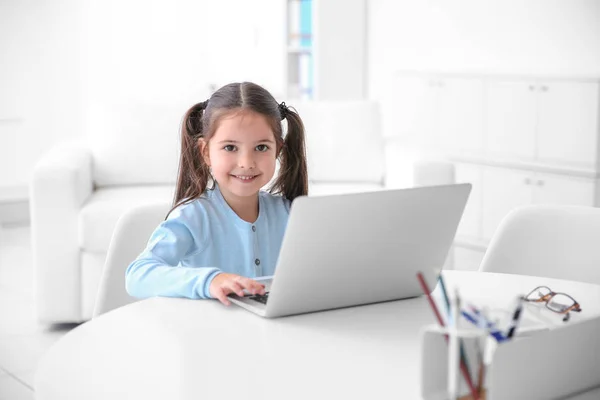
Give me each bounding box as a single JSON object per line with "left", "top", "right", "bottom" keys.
{"left": 265, "top": 183, "right": 472, "bottom": 318}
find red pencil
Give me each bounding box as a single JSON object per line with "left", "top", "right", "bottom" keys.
{"left": 417, "top": 272, "right": 480, "bottom": 400}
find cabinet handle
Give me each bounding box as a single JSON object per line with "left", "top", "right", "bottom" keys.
{"left": 524, "top": 178, "right": 531, "bottom": 185}
{"left": 528, "top": 85, "right": 535, "bottom": 91}
{"left": 540, "top": 85, "right": 548, "bottom": 92}
{"left": 537, "top": 179, "right": 545, "bottom": 186}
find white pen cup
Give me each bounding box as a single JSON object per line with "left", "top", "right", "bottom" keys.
{"left": 420, "top": 324, "right": 491, "bottom": 400}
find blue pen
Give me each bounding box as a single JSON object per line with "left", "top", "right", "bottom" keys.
{"left": 506, "top": 296, "right": 525, "bottom": 339}
{"left": 461, "top": 310, "right": 507, "bottom": 342}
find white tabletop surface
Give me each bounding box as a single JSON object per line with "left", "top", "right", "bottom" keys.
{"left": 35, "top": 271, "right": 600, "bottom": 400}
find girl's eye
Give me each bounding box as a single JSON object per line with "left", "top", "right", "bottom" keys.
{"left": 256, "top": 144, "right": 269, "bottom": 152}
{"left": 223, "top": 145, "right": 236, "bottom": 152}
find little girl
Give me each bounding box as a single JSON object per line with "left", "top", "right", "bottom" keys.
{"left": 125, "top": 82, "right": 308, "bottom": 306}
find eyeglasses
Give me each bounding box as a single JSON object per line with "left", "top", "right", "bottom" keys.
{"left": 524, "top": 286, "right": 582, "bottom": 322}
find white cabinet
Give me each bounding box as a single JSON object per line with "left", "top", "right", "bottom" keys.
{"left": 482, "top": 166, "right": 596, "bottom": 240}
{"left": 390, "top": 72, "right": 600, "bottom": 266}
{"left": 481, "top": 167, "right": 534, "bottom": 240}
{"left": 531, "top": 172, "right": 596, "bottom": 206}
{"left": 484, "top": 81, "right": 537, "bottom": 160}
{"left": 387, "top": 74, "right": 484, "bottom": 154}
{"left": 437, "top": 78, "right": 485, "bottom": 154}
{"left": 454, "top": 163, "right": 483, "bottom": 240}
{"left": 485, "top": 80, "right": 599, "bottom": 168}
{"left": 536, "top": 81, "right": 599, "bottom": 168}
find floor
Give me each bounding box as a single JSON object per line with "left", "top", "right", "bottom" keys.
{"left": 0, "top": 225, "right": 78, "bottom": 400}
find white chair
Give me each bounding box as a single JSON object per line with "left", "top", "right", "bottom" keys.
{"left": 93, "top": 201, "right": 171, "bottom": 318}
{"left": 479, "top": 205, "right": 600, "bottom": 284}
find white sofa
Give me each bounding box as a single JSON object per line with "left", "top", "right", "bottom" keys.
{"left": 31, "top": 100, "right": 453, "bottom": 323}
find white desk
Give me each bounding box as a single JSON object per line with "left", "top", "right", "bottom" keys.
{"left": 35, "top": 271, "right": 600, "bottom": 400}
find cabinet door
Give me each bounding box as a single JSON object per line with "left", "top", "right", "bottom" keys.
{"left": 485, "top": 81, "right": 537, "bottom": 160}
{"left": 536, "top": 81, "right": 599, "bottom": 168}
{"left": 532, "top": 173, "right": 595, "bottom": 207}
{"left": 437, "top": 78, "right": 485, "bottom": 154}
{"left": 386, "top": 75, "right": 438, "bottom": 146}
{"left": 482, "top": 167, "right": 534, "bottom": 240}
{"left": 454, "top": 163, "right": 482, "bottom": 240}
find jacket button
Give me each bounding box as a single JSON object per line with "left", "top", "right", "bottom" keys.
{"left": 252, "top": 225, "right": 256, "bottom": 232}
{"left": 255, "top": 258, "right": 260, "bottom": 266}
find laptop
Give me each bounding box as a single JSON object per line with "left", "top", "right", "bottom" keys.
{"left": 228, "top": 183, "right": 472, "bottom": 318}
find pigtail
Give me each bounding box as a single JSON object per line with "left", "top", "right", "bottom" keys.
{"left": 270, "top": 107, "right": 309, "bottom": 202}
{"left": 168, "top": 101, "right": 212, "bottom": 218}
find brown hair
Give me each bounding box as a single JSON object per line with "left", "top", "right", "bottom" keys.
{"left": 168, "top": 82, "right": 308, "bottom": 217}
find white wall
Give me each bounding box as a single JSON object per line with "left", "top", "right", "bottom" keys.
{"left": 0, "top": 0, "right": 286, "bottom": 190}
{"left": 0, "top": 0, "right": 86, "bottom": 189}
{"left": 368, "top": 0, "right": 600, "bottom": 106}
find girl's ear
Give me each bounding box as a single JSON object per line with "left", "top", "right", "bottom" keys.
{"left": 198, "top": 139, "right": 211, "bottom": 166}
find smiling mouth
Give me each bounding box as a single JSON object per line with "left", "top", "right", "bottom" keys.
{"left": 231, "top": 174, "right": 259, "bottom": 182}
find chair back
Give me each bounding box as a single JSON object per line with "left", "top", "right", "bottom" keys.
{"left": 93, "top": 201, "right": 172, "bottom": 317}
{"left": 479, "top": 205, "right": 600, "bottom": 284}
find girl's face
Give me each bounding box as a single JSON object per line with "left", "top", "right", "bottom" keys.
{"left": 201, "top": 110, "right": 278, "bottom": 199}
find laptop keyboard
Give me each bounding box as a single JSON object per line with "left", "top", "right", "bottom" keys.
{"left": 248, "top": 292, "right": 269, "bottom": 304}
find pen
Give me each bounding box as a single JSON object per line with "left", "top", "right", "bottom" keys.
{"left": 467, "top": 304, "right": 509, "bottom": 342}
{"left": 417, "top": 272, "right": 479, "bottom": 400}
{"left": 506, "top": 296, "right": 525, "bottom": 339}
{"left": 438, "top": 275, "right": 473, "bottom": 379}
{"left": 461, "top": 310, "right": 507, "bottom": 342}
{"left": 474, "top": 336, "right": 484, "bottom": 395}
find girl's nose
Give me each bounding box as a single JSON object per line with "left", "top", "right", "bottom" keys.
{"left": 238, "top": 152, "right": 256, "bottom": 169}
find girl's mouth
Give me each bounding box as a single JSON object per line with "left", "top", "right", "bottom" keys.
{"left": 231, "top": 174, "right": 259, "bottom": 183}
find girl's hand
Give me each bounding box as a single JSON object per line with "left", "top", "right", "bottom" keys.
{"left": 209, "top": 273, "right": 266, "bottom": 306}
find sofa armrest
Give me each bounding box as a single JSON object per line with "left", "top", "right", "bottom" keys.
{"left": 30, "top": 141, "right": 94, "bottom": 323}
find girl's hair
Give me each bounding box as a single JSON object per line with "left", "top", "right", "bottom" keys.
{"left": 168, "top": 82, "right": 308, "bottom": 217}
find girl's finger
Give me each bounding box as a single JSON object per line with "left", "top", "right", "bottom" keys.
{"left": 238, "top": 278, "right": 264, "bottom": 295}
{"left": 227, "top": 281, "right": 245, "bottom": 297}
{"left": 251, "top": 282, "right": 266, "bottom": 295}
{"left": 214, "top": 287, "right": 231, "bottom": 306}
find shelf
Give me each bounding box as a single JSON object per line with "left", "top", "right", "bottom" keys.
{"left": 0, "top": 185, "right": 29, "bottom": 203}
{"left": 381, "top": 138, "right": 600, "bottom": 179}
{"left": 287, "top": 46, "right": 312, "bottom": 55}
{"left": 447, "top": 155, "right": 600, "bottom": 179}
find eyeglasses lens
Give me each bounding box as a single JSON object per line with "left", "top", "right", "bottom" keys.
{"left": 526, "top": 286, "right": 551, "bottom": 301}
{"left": 546, "top": 293, "right": 575, "bottom": 313}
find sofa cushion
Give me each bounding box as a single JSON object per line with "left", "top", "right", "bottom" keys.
{"left": 87, "top": 102, "right": 185, "bottom": 187}
{"left": 292, "top": 101, "right": 384, "bottom": 184}
{"left": 78, "top": 185, "right": 175, "bottom": 253}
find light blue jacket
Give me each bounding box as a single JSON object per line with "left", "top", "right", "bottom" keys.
{"left": 125, "top": 184, "right": 291, "bottom": 299}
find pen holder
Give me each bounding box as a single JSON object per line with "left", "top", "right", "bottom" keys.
{"left": 421, "top": 325, "right": 493, "bottom": 400}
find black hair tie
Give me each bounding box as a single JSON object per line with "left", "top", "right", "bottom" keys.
{"left": 278, "top": 102, "right": 288, "bottom": 120}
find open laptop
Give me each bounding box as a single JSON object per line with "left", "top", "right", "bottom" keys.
{"left": 228, "top": 183, "right": 472, "bottom": 318}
